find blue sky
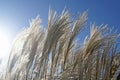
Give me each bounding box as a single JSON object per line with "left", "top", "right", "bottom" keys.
{"left": 0, "top": 0, "right": 120, "bottom": 40}
{"left": 0, "top": 0, "right": 120, "bottom": 71}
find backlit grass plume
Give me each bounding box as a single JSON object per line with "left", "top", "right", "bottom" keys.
{"left": 1, "top": 9, "right": 120, "bottom": 80}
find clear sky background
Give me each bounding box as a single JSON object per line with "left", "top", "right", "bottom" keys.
{"left": 0, "top": 0, "right": 120, "bottom": 40}
{"left": 0, "top": 0, "right": 120, "bottom": 72}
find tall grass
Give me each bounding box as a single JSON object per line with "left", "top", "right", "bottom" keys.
{"left": 1, "top": 9, "right": 120, "bottom": 80}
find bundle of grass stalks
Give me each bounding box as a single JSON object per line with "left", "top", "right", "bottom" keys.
{"left": 1, "top": 9, "right": 120, "bottom": 80}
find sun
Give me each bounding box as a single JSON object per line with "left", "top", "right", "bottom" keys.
{"left": 0, "top": 31, "right": 11, "bottom": 59}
